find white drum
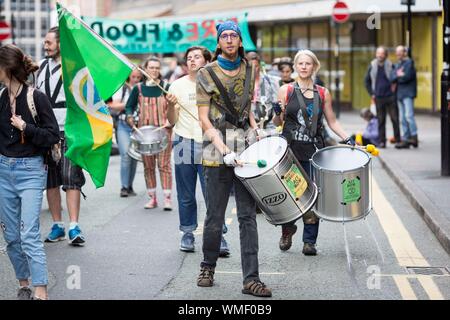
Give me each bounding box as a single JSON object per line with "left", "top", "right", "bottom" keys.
{"left": 235, "top": 136, "right": 318, "bottom": 225}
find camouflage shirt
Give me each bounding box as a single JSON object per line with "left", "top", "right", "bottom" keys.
{"left": 197, "top": 60, "right": 255, "bottom": 166}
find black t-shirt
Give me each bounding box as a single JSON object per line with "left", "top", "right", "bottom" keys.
{"left": 0, "top": 85, "right": 60, "bottom": 158}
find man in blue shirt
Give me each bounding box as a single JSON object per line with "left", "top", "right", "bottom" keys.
{"left": 391, "top": 46, "right": 418, "bottom": 149}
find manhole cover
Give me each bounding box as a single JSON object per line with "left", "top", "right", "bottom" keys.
{"left": 406, "top": 266, "right": 450, "bottom": 276}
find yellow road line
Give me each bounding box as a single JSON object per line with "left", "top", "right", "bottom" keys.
{"left": 373, "top": 178, "right": 444, "bottom": 300}
{"left": 392, "top": 276, "right": 418, "bottom": 300}
{"left": 418, "top": 278, "right": 444, "bottom": 300}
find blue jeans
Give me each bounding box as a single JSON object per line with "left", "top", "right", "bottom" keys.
{"left": 173, "top": 134, "right": 206, "bottom": 233}
{"left": 117, "top": 120, "right": 137, "bottom": 189}
{"left": 0, "top": 155, "right": 48, "bottom": 286}
{"left": 397, "top": 97, "right": 418, "bottom": 140}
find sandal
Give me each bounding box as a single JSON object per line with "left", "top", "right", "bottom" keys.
{"left": 242, "top": 280, "right": 272, "bottom": 297}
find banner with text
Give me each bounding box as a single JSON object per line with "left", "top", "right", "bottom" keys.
{"left": 82, "top": 13, "right": 256, "bottom": 54}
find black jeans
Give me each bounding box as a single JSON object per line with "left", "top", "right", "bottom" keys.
{"left": 375, "top": 95, "right": 401, "bottom": 144}
{"left": 201, "top": 166, "right": 260, "bottom": 285}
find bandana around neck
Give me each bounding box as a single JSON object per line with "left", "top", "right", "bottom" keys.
{"left": 217, "top": 54, "right": 242, "bottom": 71}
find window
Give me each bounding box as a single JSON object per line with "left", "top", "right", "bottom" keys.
{"left": 291, "top": 24, "right": 308, "bottom": 52}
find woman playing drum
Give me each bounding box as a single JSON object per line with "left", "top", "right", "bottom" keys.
{"left": 273, "top": 49, "right": 354, "bottom": 255}
{"left": 125, "top": 57, "right": 173, "bottom": 210}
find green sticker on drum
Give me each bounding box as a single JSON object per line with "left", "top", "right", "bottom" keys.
{"left": 342, "top": 178, "right": 361, "bottom": 204}
{"left": 283, "top": 164, "right": 308, "bottom": 199}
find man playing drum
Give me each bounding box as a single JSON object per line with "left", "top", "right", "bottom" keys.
{"left": 196, "top": 21, "right": 272, "bottom": 297}
{"left": 273, "top": 49, "right": 354, "bottom": 255}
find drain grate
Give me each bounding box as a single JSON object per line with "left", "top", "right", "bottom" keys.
{"left": 406, "top": 266, "right": 450, "bottom": 276}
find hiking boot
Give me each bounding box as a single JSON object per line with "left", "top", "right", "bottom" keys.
{"left": 120, "top": 187, "right": 129, "bottom": 197}
{"left": 164, "top": 193, "right": 172, "bottom": 211}
{"left": 302, "top": 243, "right": 317, "bottom": 256}
{"left": 45, "top": 224, "right": 66, "bottom": 243}
{"left": 144, "top": 193, "right": 157, "bottom": 209}
{"left": 279, "top": 224, "right": 297, "bottom": 251}
{"left": 395, "top": 141, "right": 410, "bottom": 149}
{"left": 127, "top": 187, "right": 137, "bottom": 196}
{"left": 180, "top": 232, "right": 195, "bottom": 252}
{"left": 68, "top": 226, "right": 85, "bottom": 246}
{"left": 219, "top": 236, "right": 230, "bottom": 257}
{"left": 17, "top": 287, "right": 32, "bottom": 300}
{"left": 197, "top": 265, "right": 215, "bottom": 287}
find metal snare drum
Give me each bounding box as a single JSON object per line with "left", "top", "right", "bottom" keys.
{"left": 235, "top": 136, "right": 318, "bottom": 225}
{"left": 127, "top": 143, "right": 143, "bottom": 162}
{"left": 130, "top": 125, "right": 169, "bottom": 156}
{"left": 311, "top": 145, "right": 372, "bottom": 222}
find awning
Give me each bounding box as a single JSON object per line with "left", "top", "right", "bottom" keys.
{"left": 173, "top": 0, "right": 442, "bottom": 23}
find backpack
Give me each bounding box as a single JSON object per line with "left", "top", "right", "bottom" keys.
{"left": 25, "top": 87, "right": 62, "bottom": 164}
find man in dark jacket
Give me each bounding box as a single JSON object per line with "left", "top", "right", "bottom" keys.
{"left": 364, "top": 46, "right": 401, "bottom": 148}
{"left": 391, "top": 45, "right": 418, "bottom": 148}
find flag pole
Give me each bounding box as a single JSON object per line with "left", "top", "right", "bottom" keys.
{"left": 137, "top": 67, "right": 199, "bottom": 122}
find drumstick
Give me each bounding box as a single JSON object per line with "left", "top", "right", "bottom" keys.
{"left": 242, "top": 160, "right": 268, "bottom": 168}
{"left": 132, "top": 126, "right": 145, "bottom": 138}
{"left": 138, "top": 67, "right": 199, "bottom": 122}
{"left": 150, "top": 125, "right": 168, "bottom": 133}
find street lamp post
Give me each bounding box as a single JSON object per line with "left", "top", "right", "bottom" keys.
{"left": 401, "top": 0, "right": 415, "bottom": 57}
{"left": 442, "top": 0, "right": 450, "bottom": 176}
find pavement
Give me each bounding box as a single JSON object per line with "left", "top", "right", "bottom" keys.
{"left": 337, "top": 111, "right": 450, "bottom": 255}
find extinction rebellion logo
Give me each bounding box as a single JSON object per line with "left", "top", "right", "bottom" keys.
{"left": 70, "top": 67, "right": 112, "bottom": 124}
{"left": 262, "top": 192, "right": 287, "bottom": 206}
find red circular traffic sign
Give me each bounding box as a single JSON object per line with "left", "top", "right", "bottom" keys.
{"left": 0, "top": 21, "right": 11, "bottom": 41}
{"left": 332, "top": 1, "right": 350, "bottom": 24}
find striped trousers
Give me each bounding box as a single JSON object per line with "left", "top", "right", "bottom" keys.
{"left": 143, "top": 135, "right": 172, "bottom": 190}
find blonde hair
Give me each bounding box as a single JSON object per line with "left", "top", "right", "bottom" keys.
{"left": 293, "top": 49, "right": 321, "bottom": 80}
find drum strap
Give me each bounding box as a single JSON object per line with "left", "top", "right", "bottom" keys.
{"left": 293, "top": 82, "right": 320, "bottom": 137}
{"left": 205, "top": 64, "right": 252, "bottom": 128}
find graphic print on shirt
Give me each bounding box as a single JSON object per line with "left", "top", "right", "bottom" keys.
{"left": 294, "top": 101, "right": 315, "bottom": 142}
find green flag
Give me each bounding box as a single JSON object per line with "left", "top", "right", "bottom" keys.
{"left": 58, "top": 3, "right": 134, "bottom": 188}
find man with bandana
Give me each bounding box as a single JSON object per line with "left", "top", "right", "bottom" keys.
{"left": 195, "top": 21, "right": 272, "bottom": 297}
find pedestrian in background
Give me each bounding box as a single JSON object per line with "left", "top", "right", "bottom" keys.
{"left": 0, "top": 44, "right": 59, "bottom": 300}
{"left": 108, "top": 69, "right": 143, "bottom": 197}
{"left": 391, "top": 45, "right": 419, "bottom": 149}
{"left": 364, "top": 46, "right": 401, "bottom": 148}
{"left": 279, "top": 61, "right": 295, "bottom": 87}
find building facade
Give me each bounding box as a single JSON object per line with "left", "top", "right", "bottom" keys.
{"left": 1, "top": 0, "right": 51, "bottom": 60}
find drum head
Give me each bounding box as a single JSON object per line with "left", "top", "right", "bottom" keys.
{"left": 311, "top": 146, "right": 370, "bottom": 171}
{"left": 235, "top": 136, "right": 288, "bottom": 178}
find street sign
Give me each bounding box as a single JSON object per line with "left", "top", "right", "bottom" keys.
{"left": 0, "top": 21, "right": 11, "bottom": 41}
{"left": 332, "top": 1, "right": 350, "bottom": 24}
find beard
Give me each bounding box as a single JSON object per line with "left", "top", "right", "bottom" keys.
{"left": 45, "top": 49, "right": 60, "bottom": 60}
